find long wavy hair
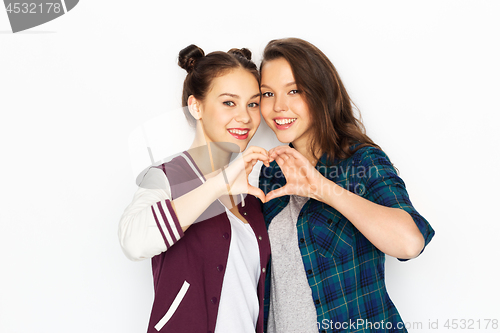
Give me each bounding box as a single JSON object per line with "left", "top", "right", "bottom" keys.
{"left": 261, "top": 38, "right": 380, "bottom": 162}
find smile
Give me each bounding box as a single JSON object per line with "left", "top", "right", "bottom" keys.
{"left": 274, "top": 118, "right": 297, "bottom": 125}
{"left": 227, "top": 128, "right": 250, "bottom": 140}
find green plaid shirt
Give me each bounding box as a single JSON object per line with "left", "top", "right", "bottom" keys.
{"left": 259, "top": 146, "right": 435, "bottom": 333}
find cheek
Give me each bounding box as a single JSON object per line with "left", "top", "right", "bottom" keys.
{"left": 294, "top": 100, "right": 311, "bottom": 121}
{"left": 252, "top": 112, "right": 261, "bottom": 127}
{"left": 260, "top": 99, "right": 273, "bottom": 118}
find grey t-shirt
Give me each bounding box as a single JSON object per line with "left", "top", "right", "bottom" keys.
{"left": 267, "top": 195, "right": 318, "bottom": 333}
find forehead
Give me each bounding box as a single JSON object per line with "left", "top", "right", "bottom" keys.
{"left": 261, "top": 58, "right": 295, "bottom": 86}
{"left": 208, "top": 68, "right": 259, "bottom": 97}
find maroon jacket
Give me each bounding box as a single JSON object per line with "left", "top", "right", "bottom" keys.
{"left": 147, "top": 153, "right": 271, "bottom": 333}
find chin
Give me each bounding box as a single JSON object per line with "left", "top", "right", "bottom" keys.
{"left": 237, "top": 142, "right": 248, "bottom": 152}
{"left": 275, "top": 134, "right": 294, "bottom": 144}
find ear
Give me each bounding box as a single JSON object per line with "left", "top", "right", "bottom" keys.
{"left": 188, "top": 95, "right": 202, "bottom": 120}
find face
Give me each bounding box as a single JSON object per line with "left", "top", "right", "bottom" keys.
{"left": 196, "top": 68, "right": 261, "bottom": 152}
{"left": 260, "top": 58, "right": 313, "bottom": 150}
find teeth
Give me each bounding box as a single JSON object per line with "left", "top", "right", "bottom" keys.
{"left": 228, "top": 129, "right": 248, "bottom": 135}
{"left": 275, "top": 118, "right": 297, "bottom": 125}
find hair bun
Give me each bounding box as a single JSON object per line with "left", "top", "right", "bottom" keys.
{"left": 228, "top": 48, "right": 252, "bottom": 61}
{"left": 178, "top": 44, "right": 205, "bottom": 73}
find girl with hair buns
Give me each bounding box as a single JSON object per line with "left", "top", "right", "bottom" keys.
{"left": 119, "top": 45, "right": 271, "bottom": 333}
{"left": 258, "top": 38, "right": 435, "bottom": 332}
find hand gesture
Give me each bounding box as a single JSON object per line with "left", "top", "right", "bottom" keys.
{"left": 222, "top": 146, "right": 271, "bottom": 203}
{"left": 266, "top": 146, "right": 326, "bottom": 202}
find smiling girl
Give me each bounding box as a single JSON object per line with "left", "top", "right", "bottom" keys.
{"left": 119, "top": 45, "right": 271, "bottom": 333}
{"left": 258, "top": 38, "right": 435, "bottom": 333}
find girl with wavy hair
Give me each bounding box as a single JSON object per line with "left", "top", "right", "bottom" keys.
{"left": 258, "top": 38, "right": 435, "bottom": 333}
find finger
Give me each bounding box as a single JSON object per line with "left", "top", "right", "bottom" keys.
{"left": 243, "top": 152, "right": 272, "bottom": 164}
{"left": 245, "top": 145, "right": 269, "bottom": 156}
{"left": 265, "top": 187, "right": 289, "bottom": 202}
{"left": 278, "top": 147, "right": 307, "bottom": 162}
{"left": 269, "top": 148, "right": 293, "bottom": 160}
{"left": 243, "top": 152, "right": 272, "bottom": 168}
{"left": 274, "top": 155, "right": 286, "bottom": 167}
{"left": 244, "top": 146, "right": 271, "bottom": 166}
{"left": 275, "top": 153, "right": 298, "bottom": 168}
{"left": 268, "top": 145, "right": 290, "bottom": 157}
{"left": 247, "top": 185, "right": 266, "bottom": 203}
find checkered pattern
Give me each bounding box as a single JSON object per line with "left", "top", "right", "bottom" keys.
{"left": 259, "top": 146, "right": 435, "bottom": 333}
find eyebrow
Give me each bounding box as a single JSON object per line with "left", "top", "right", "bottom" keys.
{"left": 261, "top": 82, "right": 296, "bottom": 89}
{"left": 218, "top": 93, "right": 261, "bottom": 99}
{"left": 219, "top": 93, "right": 239, "bottom": 98}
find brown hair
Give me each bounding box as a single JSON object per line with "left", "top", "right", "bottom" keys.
{"left": 261, "top": 38, "right": 380, "bottom": 162}
{"left": 178, "top": 44, "right": 260, "bottom": 127}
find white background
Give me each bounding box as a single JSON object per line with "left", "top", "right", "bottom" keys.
{"left": 1, "top": 1, "right": 499, "bottom": 332}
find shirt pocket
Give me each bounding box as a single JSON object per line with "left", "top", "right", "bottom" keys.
{"left": 312, "top": 218, "right": 354, "bottom": 259}
{"left": 154, "top": 280, "right": 190, "bottom": 331}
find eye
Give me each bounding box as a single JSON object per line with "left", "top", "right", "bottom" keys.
{"left": 262, "top": 92, "right": 274, "bottom": 98}
{"left": 289, "top": 89, "right": 300, "bottom": 95}
{"left": 223, "top": 101, "right": 235, "bottom": 106}
{"left": 248, "top": 102, "right": 259, "bottom": 108}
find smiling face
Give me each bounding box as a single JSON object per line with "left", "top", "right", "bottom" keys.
{"left": 196, "top": 67, "right": 261, "bottom": 152}
{"left": 260, "top": 58, "right": 313, "bottom": 151}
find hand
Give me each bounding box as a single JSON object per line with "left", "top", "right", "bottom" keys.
{"left": 221, "top": 146, "right": 271, "bottom": 203}
{"left": 266, "top": 146, "right": 326, "bottom": 202}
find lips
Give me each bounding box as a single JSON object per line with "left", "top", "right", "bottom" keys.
{"left": 273, "top": 117, "right": 297, "bottom": 130}
{"left": 227, "top": 128, "right": 250, "bottom": 140}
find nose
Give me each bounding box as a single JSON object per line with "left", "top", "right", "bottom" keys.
{"left": 234, "top": 105, "right": 251, "bottom": 123}
{"left": 274, "top": 94, "right": 287, "bottom": 112}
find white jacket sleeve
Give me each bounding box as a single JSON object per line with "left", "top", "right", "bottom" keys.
{"left": 118, "top": 168, "right": 184, "bottom": 261}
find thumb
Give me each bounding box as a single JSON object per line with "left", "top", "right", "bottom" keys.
{"left": 265, "top": 185, "right": 290, "bottom": 202}
{"left": 247, "top": 185, "right": 266, "bottom": 203}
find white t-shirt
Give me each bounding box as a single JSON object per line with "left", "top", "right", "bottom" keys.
{"left": 214, "top": 208, "right": 261, "bottom": 333}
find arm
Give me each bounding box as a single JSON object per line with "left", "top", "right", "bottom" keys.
{"left": 317, "top": 180, "right": 424, "bottom": 259}
{"left": 267, "top": 146, "right": 431, "bottom": 259}
{"left": 119, "top": 148, "right": 270, "bottom": 261}
{"left": 118, "top": 167, "right": 226, "bottom": 261}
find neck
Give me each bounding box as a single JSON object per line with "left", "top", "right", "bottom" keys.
{"left": 188, "top": 141, "right": 234, "bottom": 177}
{"left": 186, "top": 121, "right": 233, "bottom": 176}
{"left": 292, "top": 140, "right": 322, "bottom": 166}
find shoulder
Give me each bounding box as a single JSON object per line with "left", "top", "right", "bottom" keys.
{"left": 137, "top": 154, "right": 191, "bottom": 190}
{"left": 141, "top": 153, "right": 201, "bottom": 187}
{"left": 352, "top": 145, "right": 391, "bottom": 162}
{"left": 350, "top": 146, "right": 395, "bottom": 173}
{"left": 139, "top": 167, "right": 170, "bottom": 190}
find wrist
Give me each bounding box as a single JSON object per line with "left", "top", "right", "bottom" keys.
{"left": 315, "top": 178, "right": 343, "bottom": 203}
{"left": 208, "top": 173, "right": 229, "bottom": 198}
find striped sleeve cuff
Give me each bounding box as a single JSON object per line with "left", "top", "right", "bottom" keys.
{"left": 151, "top": 199, "right": 184, "bottom": 249}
